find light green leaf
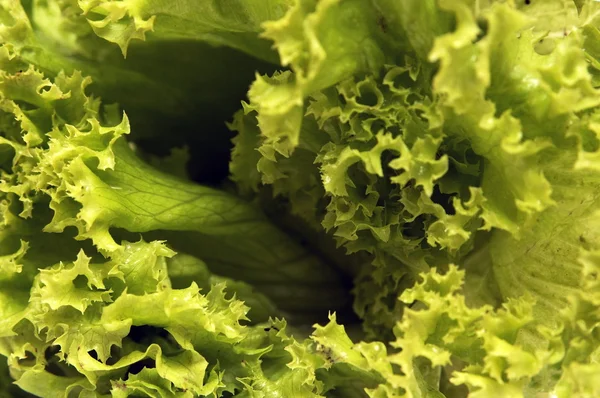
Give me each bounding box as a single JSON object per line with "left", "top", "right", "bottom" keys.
{"left": 78, "top": 0, "right": 283, "bottom": 61}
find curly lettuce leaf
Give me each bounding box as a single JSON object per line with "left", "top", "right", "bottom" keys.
{"left": 0, "top": 0, "right": 277, "bottom": 170}
{"left": 165, "top": 252, "right": 282, "bottom": 323}
{"left": 1, "top": 0, "right": 600, "bottom": 397}
{"left": 229, "top": 0, "right": 600, "bottom": 338}
{"left": 0, "top": 230, "right": 389, "bottom": 397}
{"left": 77, "top": 0, "right": 285, "bottom": 61}
{"left": 0, "top": 194, "right": 325, "bottom": 396}
{"left": 0, "top": 259, "right": 569, "bottom": 398}
{"left": 0, "top": 46, "right": 357, "bottom": 396}
{"left": 238, "top": 0, "right": 394, "bottom": 182}
{"left": 0, "top": 46, "right": 349, "bottom": 323}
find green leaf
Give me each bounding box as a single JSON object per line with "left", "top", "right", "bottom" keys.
{"left": 0, "top": 0, "right": 278, "bottom": 156}
{"left": 78, "top": 0, "right": 283, "bottom": 61}
{"left": 166, "top": 253, "right": 282, "bottom": 323}
{"left": 243, "top": 0, "right": 390, "bottom": 169}
{"left": 36, "top": 251, "right": 116, "bottom": 313}
{"left": 0, "top": 56, "right": 349, "bottom": 319}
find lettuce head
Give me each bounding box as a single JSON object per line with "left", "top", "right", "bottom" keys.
{"left": 1, "top": 0, "right": 600, "bottom": 397}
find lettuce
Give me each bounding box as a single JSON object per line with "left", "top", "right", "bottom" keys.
{"left": 1, "top": 0, "right": 600, "bottom": 397}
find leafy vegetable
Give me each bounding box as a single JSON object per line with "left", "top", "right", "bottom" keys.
{"left": 1, "top": 0, "right": 600, "bottom": 397}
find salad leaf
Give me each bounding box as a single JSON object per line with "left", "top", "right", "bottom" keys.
{"left": 0, "top": 0, "right": 279, "bottom": 186}
{"left": 77, "top": 0, "right": 286, "bottom": 61}
{"left": 0, "top": 50, "right": 349, "bottom": 319}
{"left": 2, "top": 0, "right": 600, "bottom": 397}
{"left": 230, "top": 0, "right": 600, "bottom": 335}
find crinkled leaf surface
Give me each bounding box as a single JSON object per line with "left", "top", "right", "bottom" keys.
{"left": 1, "top": 0, "right": 600, "bottom": 397}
